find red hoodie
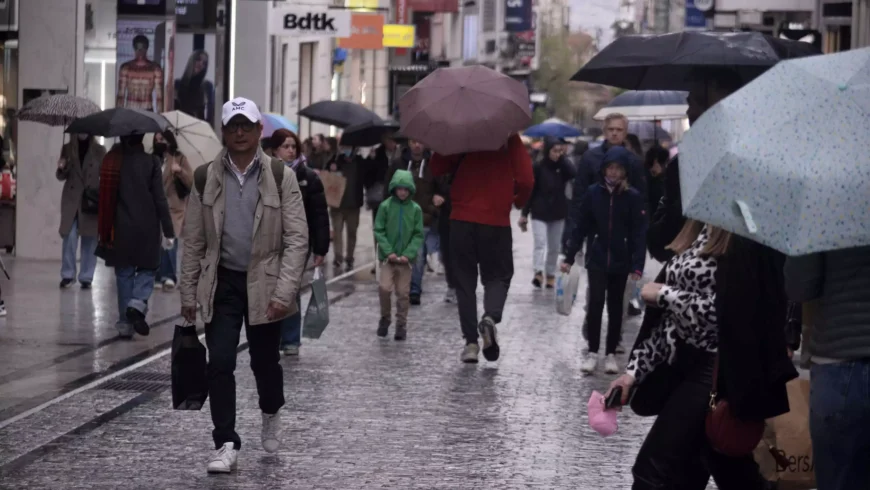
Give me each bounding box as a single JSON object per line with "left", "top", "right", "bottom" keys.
{"left": 431, "top": 134, "right": 534, "bottom": 227}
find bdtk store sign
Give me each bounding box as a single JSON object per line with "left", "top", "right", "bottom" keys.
{"left": 269, "top": 7, "right": 352, "bottom": 38}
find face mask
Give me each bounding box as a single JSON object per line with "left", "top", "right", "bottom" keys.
{"left": 153, "top": 143, "right": 168, "bottom": 156}
{"left": 604, "top": 176, "right": 623, "bottom": 188}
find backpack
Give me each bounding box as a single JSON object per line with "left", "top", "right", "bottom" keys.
{"left": 194, "top": 158, "right": 285, "bottom": 201}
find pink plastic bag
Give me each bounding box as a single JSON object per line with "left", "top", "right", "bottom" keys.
{"left": 588, "top": 390, "right": 619, "bottom": 437}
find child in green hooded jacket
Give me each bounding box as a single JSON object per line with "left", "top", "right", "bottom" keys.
{"left": 374, "top": 169, "right": 424, "bottom": 340}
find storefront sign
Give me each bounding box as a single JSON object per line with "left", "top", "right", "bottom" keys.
{"left": 346, "top": 0, "right": 380, "bottom": 9}
{"left": 268, "top": 8, "right": 352, "bottom": 38}
{"left": 510, "top": 30, "right": 536, "bottom": 68}
{"left": 0, "top": 0, "right": 17, "bottom": 31}
{"left": 504, "top": 0, "right": 532, "bottom": 32}
{"left": 396, "top": 0, "right": 409, "bottom": 54}
{"left": 383, "top": 24, "right": 415, "bottom": 48}
{"left": 412, "top": 13, "right": 431, "bottom": 63}
{"left": 684, "top": 0, "right": 707, "bottom": 28}
{"left": 407, "top": 0, "right": 459, "bottom": 13}
{"left": 338, "top": 13, "right": 385, "bottom": 49}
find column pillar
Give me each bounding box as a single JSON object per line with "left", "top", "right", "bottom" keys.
{"left": 374, "top": 49, "right": 390, "bottom": 118}
{"left": 233, "top": 0, "right": 270, "bottom": 108}
{"left": 363, "top": 50, "right": 375, "bottom": 109}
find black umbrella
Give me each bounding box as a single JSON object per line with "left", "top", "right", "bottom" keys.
{"left": 65, "top": 107, "right": 170, "bottom": 137}
{"left": 298, "top": 101, "right": 382, "bottom": 128}
{"left": 572, "top": 31, "right": 821, "bottom": 90}
{"left": 339, "top": 119, "right": 400, "bottom": 147}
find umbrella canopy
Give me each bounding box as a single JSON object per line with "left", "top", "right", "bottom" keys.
{"left": 17, "top": 94, "right": 101, "bottom": 127}
{"left": 524, "top": 121, "right": 581, "bottom": 138}
{"left": 399, "top": 65, "right": 531, "bottom": 155}
{"left": 627, "top": 121, "right": 672, "bottom": 142}
{"left": 594, "top": 90, "right": 688, "bottom": 121}
{"left": 162, "top": 111, "right": 222, "bottom": 168}
{"left": 261, "top": 113, "right": 299, "bottom": 138}
{"left": 298, "top": 101, "right": 381, "bottom": 128}
{"left": 572, "top": 31, "right": 821, "bottom": 91}
{"left": 340, "top": 119, "right": 400, "bottom": 147}
{"left": 678, "top": 47, "right": 870, "bottom": 256}
{"left": 66, "top": 108, "right": 170, "bottom": 137}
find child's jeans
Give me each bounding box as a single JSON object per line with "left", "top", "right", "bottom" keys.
{"left": 379, "top": 261, "right": 413, "bottom": 326}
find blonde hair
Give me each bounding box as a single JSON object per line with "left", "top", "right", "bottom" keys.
{"left": 667, "top": 219, "right": 732, "bottom": 257}
{"left": 603, "top": 113, "right": 628, "bottom": 127}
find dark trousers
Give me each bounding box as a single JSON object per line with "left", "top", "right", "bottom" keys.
{"left": 206, "top": 267, "right": 285, "bottom": 450}
{"left": 586, "top": 269, "right": 628, "bottom": 355}
{"left": 439, "top": 215, "right": 455, "bottom": 289}
{"left": 632, "top": 347, "right": 767, "bottom": 490}
{"left": 450, "top": 220, "right": 513, "bottom": 344}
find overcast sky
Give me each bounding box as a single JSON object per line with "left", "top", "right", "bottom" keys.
{"left": 570, "top": 0, "right": 620, "bottom": 48}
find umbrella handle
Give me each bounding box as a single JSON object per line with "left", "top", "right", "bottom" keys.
{"left": 735, "top": 200, "right": 757, "bottom": 235}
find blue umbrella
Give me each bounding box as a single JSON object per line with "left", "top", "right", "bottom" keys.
{"left": 524, "top": 118, "right": 581, "bottom": 138}
{"left": 261, "top": 113, "right": 299, "bottom": 138}
{"left": 595, "top": 90, "right": 688, "bottom": 121}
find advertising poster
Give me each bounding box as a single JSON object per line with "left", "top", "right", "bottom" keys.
{"left": 173, "top": 33, "right": 216, "bottom": 124}
{"left": 115, "top": 18, "right": 175, "bottom": 113}
{"left": 504, "top": 0, "right": 532, "bottom": 32}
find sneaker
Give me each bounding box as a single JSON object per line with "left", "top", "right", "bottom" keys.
{"left": 0, "top": 300, "right": 6, "bottom": 317}
{"left": 126, "top": 307, "right": 150, "bottom": 336}
{"left": 261, "top": 411, "right": 281, "bottom": 453}
{"left": 207, "top": 442, "right": 238, "bottom": 474}
{"left": 546, "top": 275, "right": 555, "bottom": 289}
{"left": 345, "top": 259, "right": 355, "bottom": 272}
{"left": 409, "top": 293, "right": 421, "bottom": 306}
{"left": 282, "top": 344, "right": 299, "bottom": 356}
{"left": 478, "top": 316, "right": 500, "bottom": 362}
{"left": 116, "top": 323, "right": 134, "bottom": 339}
{"left": 377, "top": 317, "right": 390, "bottom": 338}
{"left": 80, "top": 281, "right": 92, "bottom": 289}
{"left": 604, "top": 354, "right": 619, "bottom": 374}
{"left": 581, "top": 353, "right": 598, "bottom": 374}
{"left": 461, "top": 343, "right": 480, "bottom": 363}
{"left": 60, "top": 278, "right": 74, "bottom": 288}
{"left": 628, "top": 301, "right": 643, "bottom": 316}
{"left": 332, "top": 258, "right": 343, "bottom": 269}
{"left": 163, "top": 279, "right": 176, "bottom": 291}
{"left": 615, "top": 343, "right": 627, "bottom": 355}
{"left": 394, "top": 325, "right": 407, "bottom": 341}
{"left": 532, "top": 272, "right": 543, "bottom": 288}
{"left": 153, "top": 281, "right": 163, "bottom": 290}
{"left": 443, "top": 288, "right": 457, "bottom": 304}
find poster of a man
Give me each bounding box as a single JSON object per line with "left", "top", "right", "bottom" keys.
{"left": 117, "top": 34, "right": 164, "bottom": 112}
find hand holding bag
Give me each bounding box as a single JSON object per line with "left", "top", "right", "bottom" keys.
{"left": 302, "top": 268, "right": 330, "bottom": 339}
{"left": 81, "top": 188, "right": 99, "bottom": 215}
{"left": 705, "top": 354, "right": 765, "bottom": 457}
{"left": 555, "top": 264, "right": 581, "bottom": 316}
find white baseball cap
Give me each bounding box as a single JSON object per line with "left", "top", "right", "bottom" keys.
{"left": 222, "top": 97, "right": 262, "bottom": 126}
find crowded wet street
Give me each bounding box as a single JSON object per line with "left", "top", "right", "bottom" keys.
{"left": 0, "top": 215, "right": 676, "bottom": 489}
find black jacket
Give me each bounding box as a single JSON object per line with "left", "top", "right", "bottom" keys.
{"left": 522, "top": 139, "right": 576, "bottom": 222}
{"left": 111, "top": 145, "right": 174, "bottom": 269}
{"left": 294, "top": 162, "right": 330, "bottom": 257}
{"left": 647, "top": 155, "right": 685, "bottom": 262}
{"left": 330, "top": 154, "right": 365, "bottom": 210}
{"left": 646, "top": 169, "right": 665, "bottom": 220}
{"left": 363, "top": 144, "right": 392, "bottom": 206}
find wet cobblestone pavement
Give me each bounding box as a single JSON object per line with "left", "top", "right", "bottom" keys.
{"left": 0, "top": 217, "right": 712, "bottom": 489}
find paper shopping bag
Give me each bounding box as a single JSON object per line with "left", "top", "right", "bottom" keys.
{"left": 171, "top": 324, "right": 208, "bottom": 410}
{"left": 753, "top": 378, "right": 815, "bottom": 489}
{"left": 319, "top": 170, "right": 347, "bottom": 209}
{"left": 302, "top": 268, "right": 330, "bottom": 339}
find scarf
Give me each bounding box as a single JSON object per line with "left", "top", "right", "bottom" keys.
{"left": 287, "top": 154, "right": 306, "bottom": 171}
{"left": 97, "top": 148, "right": 123, "bottom": 248}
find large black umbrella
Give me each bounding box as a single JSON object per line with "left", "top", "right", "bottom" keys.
{"left": 339, "top": 119, "right": 400, "bottom": 147}
{"left": 298, "top": 101, "right": 382, "bottom": 128}
{"left": 65, "top": 107, "right": 170, "bottom": 137}
{"left": 572, "top": 31, "right": 821, "bottom": 90}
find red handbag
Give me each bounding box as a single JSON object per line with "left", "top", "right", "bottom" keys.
{"left": 705, "top": 355, "right": 765, "bottom": 457}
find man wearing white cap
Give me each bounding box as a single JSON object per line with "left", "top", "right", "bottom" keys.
{"left": 180, "top": 97, "right": 309, "bottom": 473}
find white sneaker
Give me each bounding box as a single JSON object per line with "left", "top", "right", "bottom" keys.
{"left": 444, "top": 288, "right": 457, "bottom": 303}
{"left": 163, "top": 279, "right": 176, "bottom": 290}
{"left": 207, "top": 443, "right": 238, "bottom": 474}
{"left": 604, "top": 354, "right": 619, "bottom": 374}
{"left": 261, "top": 411, "right": 281, "bottom": 453}
{"left": 581, "top": 353, "right": 598, "bottom": 374}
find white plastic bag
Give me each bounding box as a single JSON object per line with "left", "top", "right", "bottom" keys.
{"left": 555, "top": 265, "right": 581, "bottom": 316}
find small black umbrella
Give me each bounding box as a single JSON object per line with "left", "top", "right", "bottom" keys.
{"left": 339, "top": 119, "right": 400, "bottom": 147}
{"left": 65, "top": 107, "right": 170, "bottom": 137}
{"left": 298, "top": 101, "right": 382, "bottom": 129}
{"left": 572, "top": 31, "right": 821, "bottom": 90}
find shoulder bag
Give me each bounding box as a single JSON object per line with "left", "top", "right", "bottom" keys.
{"left": 705, "top": 354, "right": 765, "bottom": 457}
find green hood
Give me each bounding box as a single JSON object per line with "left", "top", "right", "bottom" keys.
{"left": 388, "top": 169, "right": 416, "bottom": 197}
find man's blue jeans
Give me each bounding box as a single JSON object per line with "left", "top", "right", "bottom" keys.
{"left": 157, "top": 239, "right": 178, "bottom": 283}
{"left": 411, "top": 227, "right": 440, "bottom": 296}
{"left": 114, "top": 266, "right": 155, "bottom": 328}
{"left": 61, "top": 217, "right": 98, "bottom": 282}
{"left": 279, "top": 294, "right": 304, "bottom": 347}
{"left": 810, "top": 359, "right": 870, "bottom": 490}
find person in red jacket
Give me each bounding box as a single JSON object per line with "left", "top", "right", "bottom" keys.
{"left": 431, "top": 133, "right": 534, "bottom": 363}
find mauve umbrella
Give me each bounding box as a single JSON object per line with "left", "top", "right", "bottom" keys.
{"left": 572, "top": 31, "right": 821, "bottom": 91}
{"left": 298, "top": 100, "right": 381, "bottom": 128}
{"left": 399, "top": 65, "right": 532, "bottom": 155}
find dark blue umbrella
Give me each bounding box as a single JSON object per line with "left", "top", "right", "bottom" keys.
{"left": 524, "top": 118, "right": 581, "bottom": 138}
{"left": 595, "top": 90, "right": 688, "bottom": 121}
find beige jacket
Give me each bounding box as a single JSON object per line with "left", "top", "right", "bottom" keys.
{"left": 161, "top": 152, "right": 194, "bottom": 237}
{"left": 179, "top": 147, "right": 309, "bottom": 325}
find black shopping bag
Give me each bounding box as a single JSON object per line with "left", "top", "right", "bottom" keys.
{"left": 302, "top": 268, "right": 330, "bottom": 339}
{"left": 171, "top": 324, "right": 208, "bottom": 410}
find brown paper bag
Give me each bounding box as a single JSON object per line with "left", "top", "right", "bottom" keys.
{"left": 754, "top": 378, "right": 815, "bottom": 489}
{"left": 319, "top": 170, "right": 347, "bottom": 209}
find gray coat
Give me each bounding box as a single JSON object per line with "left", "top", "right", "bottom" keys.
{"left": 56, "top": 138, "right": 106, "bottom": 237}
{"left": 784, "top": 247, "right": 870, "bottom": 360}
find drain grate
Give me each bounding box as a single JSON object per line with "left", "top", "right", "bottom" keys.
{"left": 102, "top": 371, "right": 172, "bottom": 393}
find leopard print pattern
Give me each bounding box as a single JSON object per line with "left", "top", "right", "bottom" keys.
{"left": 627, "top": 226, "right": 719, "bottom": 382}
